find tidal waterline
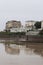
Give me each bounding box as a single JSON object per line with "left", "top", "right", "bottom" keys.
{"left": 0, "top": 42, "right": 43, "bottom": 65}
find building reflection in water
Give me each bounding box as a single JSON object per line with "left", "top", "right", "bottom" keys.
{"left": 4, "top": 42, "right": 43, "bottom": 57}
{"left": 25, "top": 44, "right": 43, "bottom": 56}
{"left": 5, "top": 43, "right": 20, "bottom": 55}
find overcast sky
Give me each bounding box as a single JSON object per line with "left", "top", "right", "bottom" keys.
{"left": 0, "top": 0, "right": 43, "bottom": 31}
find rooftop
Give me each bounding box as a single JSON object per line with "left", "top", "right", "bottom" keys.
{"left": 6, "top": 20, "right": 21, "bottom": 24}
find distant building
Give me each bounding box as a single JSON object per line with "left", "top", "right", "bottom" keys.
{"left": 26, "top": 30, "right": 39, "bottom": 35}
{"left": 41, "top": 21, "right": 43, "bottom": 29}
{"left": 10, "top": 26, "right": 26, "bottom": 32}
{"left": 25, "top": 20, "right": 35, "bottom": 26}
{"left": 6, "top": 20, "right": 21, "bottom": 31}
{"left": 25, "top": 20, "right": 35, "bottom": 31}
{"left": 5, "top": 20, "right": 43, "bottom": 33}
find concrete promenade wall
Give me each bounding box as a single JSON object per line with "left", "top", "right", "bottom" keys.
{"left": 0, "top": 33, "right": 43, "bottom": 42}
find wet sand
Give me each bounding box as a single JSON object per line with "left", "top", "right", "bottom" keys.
{"left": 0, "top": 43, "right": 43, "bottom": 65}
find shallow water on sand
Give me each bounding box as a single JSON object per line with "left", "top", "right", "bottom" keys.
{"left": 0, "top": 42, "right": 43, "bottom": 65}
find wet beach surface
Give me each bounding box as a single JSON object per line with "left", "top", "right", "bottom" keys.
{"left": 0, "top": 42, "right": 43, "bottom": 65}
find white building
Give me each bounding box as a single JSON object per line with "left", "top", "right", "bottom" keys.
{"left": 41, "top": 21, "right": 43, "bottom": 29}
{"left": 6, "top": 20, "right": 21, "bottom": 30}
{"left": 10, "top": 27, "right": 26, "bottom": 32}
{"left": 25, "top": 20, "right": 36, "bottom": 31}
{"left": 25, "top": 20, "right": 35, "bottom": 26}
{"left": 26, "top": 30, "right": 39, "bottom": 35}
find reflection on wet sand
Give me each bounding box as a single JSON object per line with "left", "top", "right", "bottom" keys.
{"left": 25, "top": 44, "right": 43, "bottom": 56}
{"left": 0, "top": 42, "right": 43, "bottom": 65}
{"left": 4, "top": 42, "right": 43, "bottom": 57}
{"left": 5, "top": 44, "right": 20, "bottom": 55}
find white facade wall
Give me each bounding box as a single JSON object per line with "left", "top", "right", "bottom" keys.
{"left": 41, "top": 21, "right": 43, "bottom": 29}
{"left": 10, "top": 26, "right": 36, "bottom": 33}
{"left": 25, "top": 26, "right": 32, "bottom": 31}
{"left": 25, "top": 21, "right": 35, "bottom": 27}
{"left": 25, "top": 21, "right": 36, "bottom": 30}
{"left": 26, "top": 30, "right": 39, "bottom": 35}
{"left": 10, "top": 27, "right": 26, "bottom": 32}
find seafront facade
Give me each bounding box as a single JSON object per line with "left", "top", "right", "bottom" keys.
{"left": 6, "top": 20, "right": 21, "bottom": 31}
{"left": 0, "top": 20, "right": 42, "bottom": 43}
{"left": 4, "top": 20, "right": 43, "bottom": 35}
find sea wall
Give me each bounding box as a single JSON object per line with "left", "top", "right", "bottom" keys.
{"left": 0, "top": 32, "right": 43, "bottom": 42}
{"left": 26, "top": 35, "right": 43, "bottom": 43}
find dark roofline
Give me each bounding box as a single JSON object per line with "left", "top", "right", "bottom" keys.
{"left": 6, "top": 20, "right": 21, "bottom": 24}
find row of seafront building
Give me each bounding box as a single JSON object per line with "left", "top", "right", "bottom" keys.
{"left": 5, "top": 20, "right": 25, "bottom": 32}
{"left": 5, "top": 20, "right": 43, "bottom": 35}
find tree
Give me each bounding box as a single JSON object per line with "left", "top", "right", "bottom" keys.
{"left": 34, "top": 22, "right": 41, "bottom": 29}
